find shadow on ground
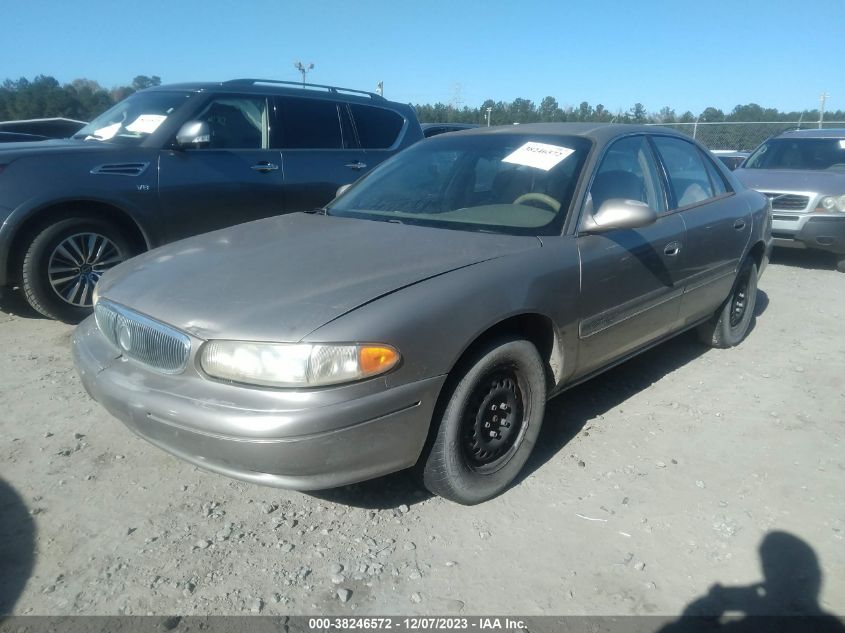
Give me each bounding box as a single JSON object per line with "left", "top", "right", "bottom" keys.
{"left": 307, "top": 471, "right": 432, "bottom": 510}
{"left": 658, "top": 531, "right": 845, "bottom": 632}
{"left": 521, "top": 287, "right": 768, "bottom": 483}
{"left": 0, "top": 287, "right": 45, "bottom": 320}
{"left": 0, "top": 478, "right": 35, "bottom": 615}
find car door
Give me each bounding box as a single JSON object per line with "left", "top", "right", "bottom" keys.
{"left": 272, "top": 96, "right": 367, "bottom": 212}
{"left": 575, "top": 134, "right": 686, "bottom": 377}
{"left": 158, "top": 94, "right": 285, "bottom": 241}
{"left": 650, "top": 136, "right": 752, "bottom": 324}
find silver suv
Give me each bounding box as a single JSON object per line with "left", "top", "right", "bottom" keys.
{"left": 735, "top": 128, "right": 845, "bottom": 271}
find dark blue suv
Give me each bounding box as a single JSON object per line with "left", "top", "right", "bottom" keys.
{"left": 0, "top": 79, "right": 423, "bottom": 321}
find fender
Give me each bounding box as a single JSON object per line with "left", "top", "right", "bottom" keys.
{"left": 0, "top": 194, "right": 155, "bottom": 286}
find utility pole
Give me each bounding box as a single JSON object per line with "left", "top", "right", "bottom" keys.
{"left": 819, "top": 91, "right": 829, "bottom": 129}
{"left": 294, "top": 61, "right": 314, "bottom": 86}
{"left": 486, "top": 106, "right": 492, "bottom": 127}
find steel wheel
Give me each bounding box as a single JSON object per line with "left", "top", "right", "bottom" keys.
{"left": 47, "top": 232, "right": 125, "bottom": 307}
{"left": 462, "top": 366, "right": 526, "bottom": 474}
{"left": 729, "top": 272, "right": 750, "bottom": 327}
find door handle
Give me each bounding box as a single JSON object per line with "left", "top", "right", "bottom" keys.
{"left": 664, "top": 241, "right": 681, "bottom": 257}
{"left": 250, "top": 162, "right": 279, "bottom": 173}
{"left": 345, "top": 161, "right": 368, "bottom": 170}
{"left": 733, "top": 218, "right": 747, "bottom": 230}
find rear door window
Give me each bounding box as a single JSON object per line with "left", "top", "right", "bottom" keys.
{"left": 700, "top": 151, "right": 729, "bottom": 196}
{"left": 652, "top": 136, "right": 715, "bottom": 208}
{"left": 349, "top": 104, "right": 404, "bottom": 149}
{"left": 274, "top": 97, "right": 343, "bottom": 149}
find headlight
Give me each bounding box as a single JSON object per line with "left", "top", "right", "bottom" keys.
{"left": 817, "top": 195, "right": 845, "bottom": 212}
{"left": 200, "top": 341, "right": 400, "bottom": 388}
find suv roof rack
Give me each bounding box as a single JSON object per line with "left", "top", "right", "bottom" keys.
{"left": 223, "top": 78, "right": 385, "bottom": 100}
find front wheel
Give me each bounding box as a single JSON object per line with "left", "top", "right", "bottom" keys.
{"left": 21, "top": 217, "right": 132, "bottom": 322}
{"left": 420, "top": 338, "right": 546, "bottom": 505}
{"left": 697, "top": 257, "right": 758, "bottom": 348}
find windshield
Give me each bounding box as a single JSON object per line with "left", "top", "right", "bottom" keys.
{"left": 73, "top": 90, "right": 192, "bottom": 145}
{"left": 744, "top": 137, "right": 845, "bottom": 171}
{"left": 328, "top": 134, "right": 591, "bottom": 235}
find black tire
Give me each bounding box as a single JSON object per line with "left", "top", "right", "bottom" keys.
{"left": 836, "top": 256, "right": 845, "bottom": 273}
{"left": 696, "top": 257, "right": 758, "bottom": 349}
{"left": 420, "top": 338, "right": 546, "bottom": 505}
{"left": 21, "top": 217, "right": 133, "bottom": 323}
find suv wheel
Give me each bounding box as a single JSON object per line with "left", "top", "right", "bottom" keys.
{"left": 21, "top": 217, "right": 132, "bottom": 322}
{"left": 419, "top": 338, "right": 546, "bottom": 505}
{"left": 697, "top": 257, "right": 758, "bottom": 348}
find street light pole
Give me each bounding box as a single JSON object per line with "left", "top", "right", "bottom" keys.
{"left": 294, "top": 61, "right": 314, "bottom": 86}
{"left": 486, "top": 107, "right": 492, "bottom": 127}
{"left": 819, "top": 91, "right": 830, "bottom": 129}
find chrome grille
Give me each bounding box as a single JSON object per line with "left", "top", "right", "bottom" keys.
{"left": 94, "top": 300, "right": 191, "bottom": 374}
{"left": 761, "top": 192, "right": 810, "bottom": 211}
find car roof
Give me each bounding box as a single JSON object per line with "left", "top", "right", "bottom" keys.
{"left": 448, "top": 122, "right": 685, "bottom": 143}
{"left": 145, "top": 79, "right": 394, "bottom": 106}
{"left": 775, "top": 128, "right": 845, "bottom": 139}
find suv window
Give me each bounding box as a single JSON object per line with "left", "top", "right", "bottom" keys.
{"left": 73, "top": 90, "right": 192, "bottom": 146}
{"left": 349, "top": 104, "right": 404, "bottom": 149}
{"left": 275, "top": 97, "right": 343, "bottom": 149}
{"left": 589, "top": 135, "right": 666, "bottom": 213}
{"left": 652, "top": 136, "right": 715, "bottom": 208}
{"left": 192, "top": 96, "right": 267, "bottom": 149}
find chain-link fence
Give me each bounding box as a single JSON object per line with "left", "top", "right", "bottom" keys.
{"left": 645, "top": 121, "right": 845, "bottom": 151}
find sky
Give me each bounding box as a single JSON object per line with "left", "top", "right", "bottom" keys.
{"left": 2, "top": 0, "right": 843, "bottom": 116}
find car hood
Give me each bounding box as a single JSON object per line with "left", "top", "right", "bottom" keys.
{"left": 734, "top": 168, "right": 845, "bottom": 194}
{"left": 97, "top": 213, "right": 541, "bottom": 342}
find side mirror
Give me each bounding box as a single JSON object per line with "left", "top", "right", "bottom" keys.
{"left": 582, "top": 199, "right": 658, "bottom": 233}
{"left": 175, "top": 121, "right": 210, "bottom": 148}
{"left": 336, "top": 183, "right": 352, "bottom": 198}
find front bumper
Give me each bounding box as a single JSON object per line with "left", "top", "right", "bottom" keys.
{"left": 72, "top": 316, "right": 446, "bottom": 490}
{"left": 772, "top": 214, "right": 845, "bottom": 255}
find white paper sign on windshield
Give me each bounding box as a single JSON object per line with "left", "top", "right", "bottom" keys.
{"left": 89, "top": 122, "right": 121, "bottom": 140}
{"left": 502, "top": 142, "right": 575, "bottom": 171}
{"left": 125, "top": 114, "right": 167, "bottom": 134}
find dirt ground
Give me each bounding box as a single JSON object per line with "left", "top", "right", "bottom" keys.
{"left": 1, "top": 249, "right": 843, "bottom": 618}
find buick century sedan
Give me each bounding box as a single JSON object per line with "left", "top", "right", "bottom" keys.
{"left": 73, "top": 124, "right": 772, "bottom": 504}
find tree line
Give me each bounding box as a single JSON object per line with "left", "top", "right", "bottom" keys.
{"left": 415, "top": 97, "right": 845, "bottom": 126}
{"left": 1, "top": 75, "right": 842, "bottom": 126}
{"left": 0, "top": 75, "right": 161, "bottom": 122}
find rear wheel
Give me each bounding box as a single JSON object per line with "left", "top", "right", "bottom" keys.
{"left": 420, "top": 338, "right": 546, "bottom": 505}
{"left": 21, "top": 217, "right": 132, "bottom": 322}
{"left": 697, "top": 257, "right": 758, "bottom": 348}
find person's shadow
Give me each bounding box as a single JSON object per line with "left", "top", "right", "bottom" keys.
{"left": 0, "top": 478, "right": 36, "bottom": 615}
{"left": 659, "top": 531, "right": 845, "bottom": 633}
